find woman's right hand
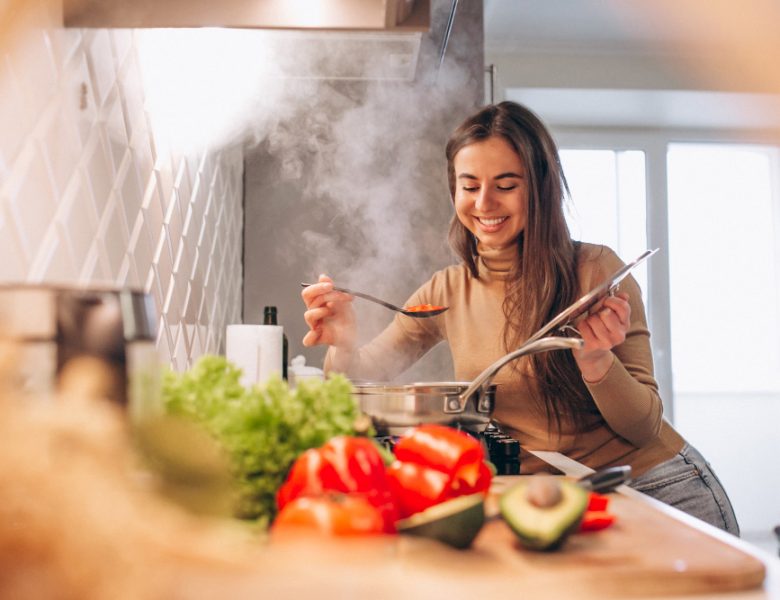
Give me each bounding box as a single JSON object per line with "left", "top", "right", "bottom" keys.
{"left": 301, "top": 274, "right": 357, "bottom": 350}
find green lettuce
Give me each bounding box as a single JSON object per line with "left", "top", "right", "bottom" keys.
{"left": 161, "top": 355, "right": 359, "bottom": 525}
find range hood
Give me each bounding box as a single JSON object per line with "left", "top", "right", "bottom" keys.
{"left": 63, "top": 0, "right": 430, "bottom": 31}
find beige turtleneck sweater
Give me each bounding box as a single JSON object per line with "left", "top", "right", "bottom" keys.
{"left": 325, "top": 242, "right": 684, "bottom": 476}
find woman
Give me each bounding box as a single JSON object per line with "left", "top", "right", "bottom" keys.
{"left": 301, "top": 101, "right": 739, "bottom": 535}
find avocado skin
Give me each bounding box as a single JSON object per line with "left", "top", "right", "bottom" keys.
{"left": 499, "top": 479, "right": 588, "bottom": 551}
{"left": 397, "top": 494, "right": 486, "bottom": 550}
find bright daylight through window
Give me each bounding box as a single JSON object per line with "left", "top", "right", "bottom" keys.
{"left": 667, "top": 143, "right": 780, "bottom": 395}
{"left": 558, "top": 136, "right": 780, "bottom": 552}
{"left": 559, "top": 149, "right": 649, "bottom": 299}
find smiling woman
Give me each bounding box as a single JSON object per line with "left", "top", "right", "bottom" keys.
{"left": 452, "top": 136, "right": 528, "bottom": 249}
{"left": 302, "top": 100, "right": 740, "bottom": 536}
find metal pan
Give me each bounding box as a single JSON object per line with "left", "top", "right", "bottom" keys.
{"left": 353, "top": 381, "right": 498, "bottom": 435}
{"left": 353, "top": 336, "right": 584, "bottom": 435}
{"left": 526, "top": 248, "right": 658, "bottom": 343}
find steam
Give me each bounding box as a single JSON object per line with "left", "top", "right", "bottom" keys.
{"left": 135, "top": 5, "right": 482, "bottom": 379}
{"left": 259, "top": 61, "right": 478, "bottom": 378}
{"left": 264, "top": 62, "right": 474, "bottom": 289}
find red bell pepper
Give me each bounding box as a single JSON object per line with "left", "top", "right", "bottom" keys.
{"left": 388, "top": 425, "right": 491, "bottom": 517}
{"left": 579, "top": 510, "right": 616, "bottom": 532}
{"left": 318, "top": 436, "right": 389, "bottom": 493}
{"left": 393, "top": 424, "right": 485, "bottom": 480}
{"left": 385, "top": 460, "right": 452, "bottom": 518}
{"left": 578, "top": 492, "right": 615, "bottom": 532}
{"left": 276, "top": 447, "right": 337, "bottom": 509}
{"left": 320, "top": 436, "right": 398, "bottom": 531}
{"left": 586, "top": 491, "right": 610, "bottom": 512}
{"left": 276, "top": 436, "right": 398, "bottom": 533}
{"left": 452, "top": 460, "right": 493, "bottom": 496}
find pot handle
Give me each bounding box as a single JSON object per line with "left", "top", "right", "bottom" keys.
{"left": 450, "top": 336, "right": 584, "bottom": 413}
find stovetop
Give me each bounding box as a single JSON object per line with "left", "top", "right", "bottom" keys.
{"left": 376, "top": 423, "right": 520, "bottom": 475}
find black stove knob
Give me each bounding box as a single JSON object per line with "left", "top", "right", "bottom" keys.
{"left": 494, "top": 438, "right": 520, "bottom": 475}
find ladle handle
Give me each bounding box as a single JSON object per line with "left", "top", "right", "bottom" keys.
{"left": 456, "top": 336, "right": 585, "bottom": 411}
{"left": 301, "top": 282, "right": 403, "bottom": 313}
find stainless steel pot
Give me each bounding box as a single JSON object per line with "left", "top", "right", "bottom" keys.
{"left": 353, "top": 381, "right": 497, "bottom": 435}
{"left": 0, "top": 284, "right": 159, "bottom": 409}
{"left": 353, "top": 336, "right": 584, "bottom": 435}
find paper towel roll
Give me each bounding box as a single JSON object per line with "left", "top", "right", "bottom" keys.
{"left": 226, "top": 324, "right": 283, "bottom": 387}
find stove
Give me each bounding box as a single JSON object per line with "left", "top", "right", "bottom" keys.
{"left": 376, "top": 422, "right": 520, "bottom": 475}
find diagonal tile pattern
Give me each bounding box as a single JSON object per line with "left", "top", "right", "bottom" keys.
{"left": 0, "top": 1, "right": 243, "bottom": 369}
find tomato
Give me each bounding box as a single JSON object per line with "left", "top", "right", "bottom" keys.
{"left": 276, "top": 436, "right": 398, "bottom": 533}
{"left": 272, "top": 494, "right": 386, "bottom": 536}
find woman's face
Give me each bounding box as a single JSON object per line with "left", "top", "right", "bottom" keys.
{"left": 452, "top": 136, "right": 528, "bottom": 249}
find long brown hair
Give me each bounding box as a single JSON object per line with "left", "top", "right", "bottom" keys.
{"left": 446, "top": 101, "right": 595, "bottom": 433}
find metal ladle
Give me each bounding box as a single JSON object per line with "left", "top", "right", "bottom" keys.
{"left": 300, "top": 282, "right": 449, "bottom": 318}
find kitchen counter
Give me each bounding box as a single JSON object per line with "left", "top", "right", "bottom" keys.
{"left": 153, "top": 454, "right": 779, "bottom": 600}
{"left": 3, "top": 401, "right": 777, "bottom": 600}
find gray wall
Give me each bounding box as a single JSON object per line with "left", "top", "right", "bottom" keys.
{"left": 243, "top": 0, "right": 484, "bottom": 380}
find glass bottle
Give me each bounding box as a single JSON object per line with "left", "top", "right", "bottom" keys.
{"left": 263, "top": 305, "right": 288, "bottom": 380}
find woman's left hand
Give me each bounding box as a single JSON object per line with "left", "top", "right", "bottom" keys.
{"left": 573, "top": 292, "right": 631, "bottom": 383}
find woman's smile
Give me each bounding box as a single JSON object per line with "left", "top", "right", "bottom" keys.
{"left": 453, "top": 136, "right": 528, "bottom": 248}
{"left": 476, "top": 215, "right": 509, "bottom": 231}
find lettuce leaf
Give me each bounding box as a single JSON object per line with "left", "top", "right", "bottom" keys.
{"left": 161, "top": 355, "right": 358, "bottom": 525}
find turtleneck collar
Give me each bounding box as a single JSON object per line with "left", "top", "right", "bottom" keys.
{"left": 476, "top": 241, "right": 519, "bottom": 279}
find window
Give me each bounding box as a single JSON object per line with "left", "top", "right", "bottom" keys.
{"left": 554, "top": 135, "right": 780, "bottom": 537}
{"left": 559, "top": 149, "right": 649, "bottom": 298}
{"left": 667, "top": 143, "right": 780, "bottom": 393}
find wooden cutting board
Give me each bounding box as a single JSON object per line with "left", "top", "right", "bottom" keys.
{"left": 227, "top": 478, "right": 765, "bottom": 600}
{"left": 471, "top": 478, "right": 767, "bottom": 597}
{"left": 156, "top": 477, "right": 766, "bottom": 599}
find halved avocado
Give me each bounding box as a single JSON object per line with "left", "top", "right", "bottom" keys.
{"left": 500, "top": 478, "right": 588, "bottom": 551}
{"left": 397, "top": 494, "right": 485, "bottom": 549}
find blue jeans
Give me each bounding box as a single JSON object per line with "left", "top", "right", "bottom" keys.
{"left": 629, "top": 443, "right": 740, "bottom": 536}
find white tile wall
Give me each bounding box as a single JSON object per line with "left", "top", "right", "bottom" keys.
{"left": 0, "top": 0, "right": 244, "bottom": 370}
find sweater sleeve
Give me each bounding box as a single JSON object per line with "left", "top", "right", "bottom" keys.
{"left": 580, "top": 249, "right": 664, "bottom": 447}
{"left": 323, "top": 276, "right": 445, "bottom": 381}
